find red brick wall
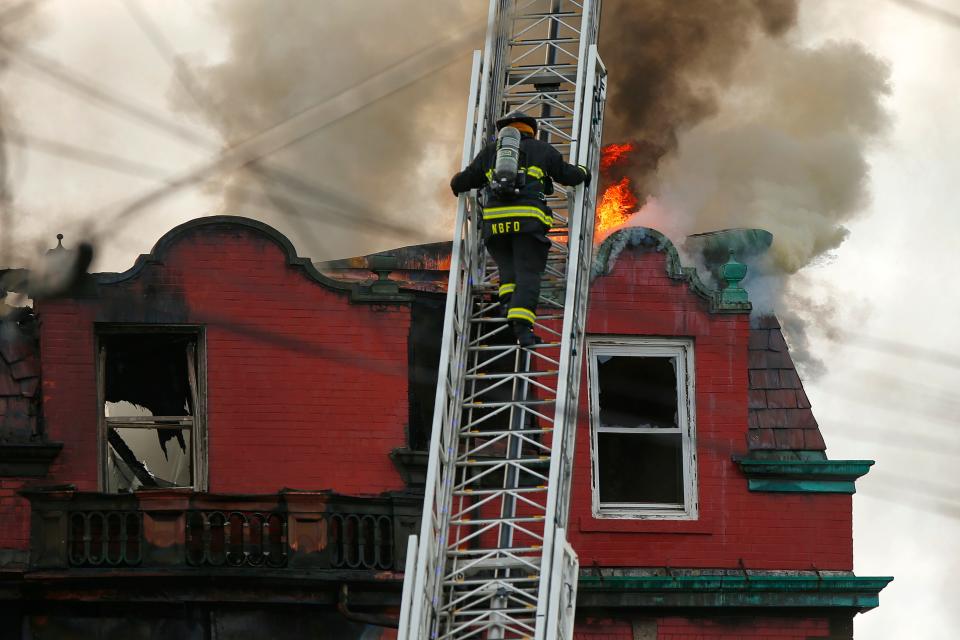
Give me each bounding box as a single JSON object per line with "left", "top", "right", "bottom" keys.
{"left": 0, "top": 478, "right": 28, "bottom": 550}
{"left": 657, "top": 616, "right": 831, "bottom": 639}
{"left": 567, "top": 245, "right": 853, "bottom": 571}
{"left": 570, "top": 616, "right": 834, "bottom": 639}
{"left": 573, "top": 618, "right": 633, "bottom": 638}
{"left": 36, "top": 221, "right": 410, "bottom": 496}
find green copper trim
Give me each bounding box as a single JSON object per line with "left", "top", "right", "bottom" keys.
{"left": 720, "top": 249, "right": 749, "bottom": 304}
{"left": 577, "top": 574, "right": 893, "bottom": 611}
{"left": 735, "top": 459, "right": 874, "bottom": 494}
{"left": 592, "top": 228, "right": 752, "bottom": 314}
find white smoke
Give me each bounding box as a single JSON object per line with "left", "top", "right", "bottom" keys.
{"left": 173, "top": 0, "right": 486, "bottom": 260}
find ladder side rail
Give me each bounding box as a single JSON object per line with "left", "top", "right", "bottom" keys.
{"left": 534, "top": 42, "right": 606, "bottom": 640}
{"left": 485, "top": 0, "right": 514, "bottom": 130}
{"left": 554, "top": 47, "right": 606, "bottom": 531}
{"left": 565, "top": 0, "right": 598, "bottom": 164}
{"left": 397, "top": 534, "right": 419, "bottom": 639}
{"left": 406, "top": 49, "right": 485, "bottom": 640}
{"left": 544, "top": 536, "right": 579, "bottom": 640}
{"left": 467, "top": 0, "right": 512, "bottom": 152}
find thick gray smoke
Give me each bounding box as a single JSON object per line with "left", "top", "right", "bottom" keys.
{"left": 600, "top": 0, "right": 891, "bottom": 374}
{"left": 0, "top": 1, "right": 48, "bottom": 270}
{"left": 177, "top": 1, "right": 890, "bottom": 373}
{"left": 174, "top": 0, "right": 486, "bottom": 260}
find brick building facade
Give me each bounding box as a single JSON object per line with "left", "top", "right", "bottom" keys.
{"left": 0, "top": 216, "right": 890, "bottom": 638}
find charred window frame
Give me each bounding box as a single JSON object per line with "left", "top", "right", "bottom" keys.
{"left": 587, "top": 338, "right": 697, "bottom": 520}
{"left": 96, "top": 326, "right": 207, "bottom": 492}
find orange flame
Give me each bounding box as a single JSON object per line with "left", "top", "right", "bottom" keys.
{"left": 600, "top": 142, "right": 636, "bottom": 171}
{"left": 596, "top": 177, "right": 639, "bottom": 235}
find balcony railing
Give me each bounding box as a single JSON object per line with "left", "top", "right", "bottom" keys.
{"left": 26, "top": 488, "right": 421, "bottom": 574}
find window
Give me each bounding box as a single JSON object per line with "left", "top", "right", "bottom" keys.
{"left": 97, "top": 328, "right": 206, "bottom": 492}
{"left": 588, "top": 338, "right": 697, "bottom": 519}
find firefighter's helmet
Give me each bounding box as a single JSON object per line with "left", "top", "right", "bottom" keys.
{"left": 495, "top": 112, "right": 538, "bottom": 135}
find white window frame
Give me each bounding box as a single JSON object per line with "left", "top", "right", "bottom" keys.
{"left": 587, "top": 337, "right": 698, "bottom": 520}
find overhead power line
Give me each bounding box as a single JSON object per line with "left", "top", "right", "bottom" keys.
{"left": 4, "top": 128, "right": 423, "bottom": 242}
{"left": 0, "top": 14, "right": 481, "bottom": 245}
{"left": 119, "top": 0, "right": 329, "bottom": 257}
{"left": 888, "top": 0, "right": 960, "bottom": 28}
{"left": 827, "top": 331, "right": 960, "bottom": 370}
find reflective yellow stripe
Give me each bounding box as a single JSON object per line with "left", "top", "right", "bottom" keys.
{"left": 507, "top": 307, "right": 536, "bottom": 323}
{"left": 482, "top": 205, "right": 552, "bottom": 226}
{"left": 485, "top": 169, "right": 493, "bottom": 181}
{"left": 525, "top": 165, "right": 544, "bottom": 180}
{"left": 498, "top": 283, "right": 516, "bottom": 297}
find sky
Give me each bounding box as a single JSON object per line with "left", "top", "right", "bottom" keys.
{"left": 2, "top": 1, "right": 959, "bottom": 638}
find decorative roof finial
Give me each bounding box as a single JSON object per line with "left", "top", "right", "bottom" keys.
{"left": 720, "top": 248, "right": 749, "bottom": 304}
{"left": 47, "top": 234, "right": 66, "bottom": 256}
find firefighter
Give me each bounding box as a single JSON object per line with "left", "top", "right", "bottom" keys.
{"left": 450, "top": 113, "right": 591, "bottom": 347}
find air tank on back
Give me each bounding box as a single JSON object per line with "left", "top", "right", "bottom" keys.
{"left": 492, "top": 126, "right": 521, "bottom": 196}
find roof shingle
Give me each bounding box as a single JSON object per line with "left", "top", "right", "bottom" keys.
{"left": 747, "top": 315, "right": 826, "bottom": 453}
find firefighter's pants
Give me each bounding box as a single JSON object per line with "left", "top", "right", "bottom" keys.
{"left": 485, "top": 232, "right": 550, "bottom": 327}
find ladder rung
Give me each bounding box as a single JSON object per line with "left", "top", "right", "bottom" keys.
{"left": 468, "top": 342, "right": 561, "bottom": 352}
{"left": 462, "top": 429, "right": 551, "bottom": 439}
{"left": 448, "top": 556, "right": 542, "bottom": 572}
{"left": 515, "top": 11, "right": 578, "bottom": 18}
{"left": 442, "top": 575, "right": 539, "bottom": 587}
{"left": 449, "top": 517, "right": 544, "bottom": 527}
{"left": 465, "top": 370, "right": 558, "bottom": 380}
{"left": 462, "top": 399, "right": 555, "bottom": 409}
{"left": 454, "top": 485, "right": 547, "bottom": 497}
{"left": 471, "top": 316, "right": 564, "bottom": 324}
{"left": 510, "top": 37, "right": 579, "bottom": 46}
{"left": 448, "top": 547, "right": 542, "bottom": 559}
{"left": 456, "top": 457, "right": 549, "bottom": 467}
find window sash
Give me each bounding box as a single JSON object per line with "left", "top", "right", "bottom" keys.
{"left": 595, "top": 426, "right": 682, "bottom": 435}
{"left": 588, "top": 337, "right": 698, "bottom": 520}
{"left": 105, "top": 417, "right": 194, "bottom": 428}
{"left": 96, "top": 327, "right": 206, "bottom": 492}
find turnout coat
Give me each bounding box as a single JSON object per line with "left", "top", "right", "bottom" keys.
{"left": 450, "top": 133, "right": 589, "bottom": 239}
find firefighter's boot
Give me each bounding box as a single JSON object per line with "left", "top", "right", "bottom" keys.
{"left": 512, "top": 321, "right": 541, "bottom": 348}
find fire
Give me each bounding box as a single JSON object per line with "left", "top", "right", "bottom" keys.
{"left": 596, "top": 177, "right": 638, "bottom": 235}
{"left": 599, "top": 142, "right": 635, "bottom": 171}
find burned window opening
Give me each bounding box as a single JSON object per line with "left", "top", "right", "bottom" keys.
{"left": 596, "top": 354, "right": 678, "bottom": 429}
{"left": 99, "top": 331, "right": 203, "bottom": 492}
{"left": 589, "top": 340, "right": 697, "bottom": 519}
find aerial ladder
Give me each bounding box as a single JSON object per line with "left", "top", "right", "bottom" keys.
{"left": 399, "top": 1, "right": 606, "bottom": 638}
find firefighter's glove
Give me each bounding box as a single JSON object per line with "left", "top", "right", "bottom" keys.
{"left": 578, "top": 165, "right": 592, "bottom": 187}
{"left": 450, "top": 177, "right": 460, "bottom": 196}
{"left": 543, "top": 175, "right": 555, "bottom": 196}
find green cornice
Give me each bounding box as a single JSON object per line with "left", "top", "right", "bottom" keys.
{"left": 578, "top": 573, "right": 892, "bottom": 612}
{"left": 592, "top": 228, "right": 752, "bottom": 314}
{"left": 735, "top": 458, "right": 874, "bottom": 494}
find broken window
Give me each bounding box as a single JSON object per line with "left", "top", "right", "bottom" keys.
{"left": 588, "top": 339, "right": 697, "bottom": 519}
{"left": 98, "top": 329, "right": 205, "bottom": 492}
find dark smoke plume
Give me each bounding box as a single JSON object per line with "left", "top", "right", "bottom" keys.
{"left": 600, "top": 1, "right": 890, "bottom": 375}
{"left": 601, "top": 0, "right": 799, "bottom": 194}
{"left": 600, "top": 0, "right": 890, "bottom": 273}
